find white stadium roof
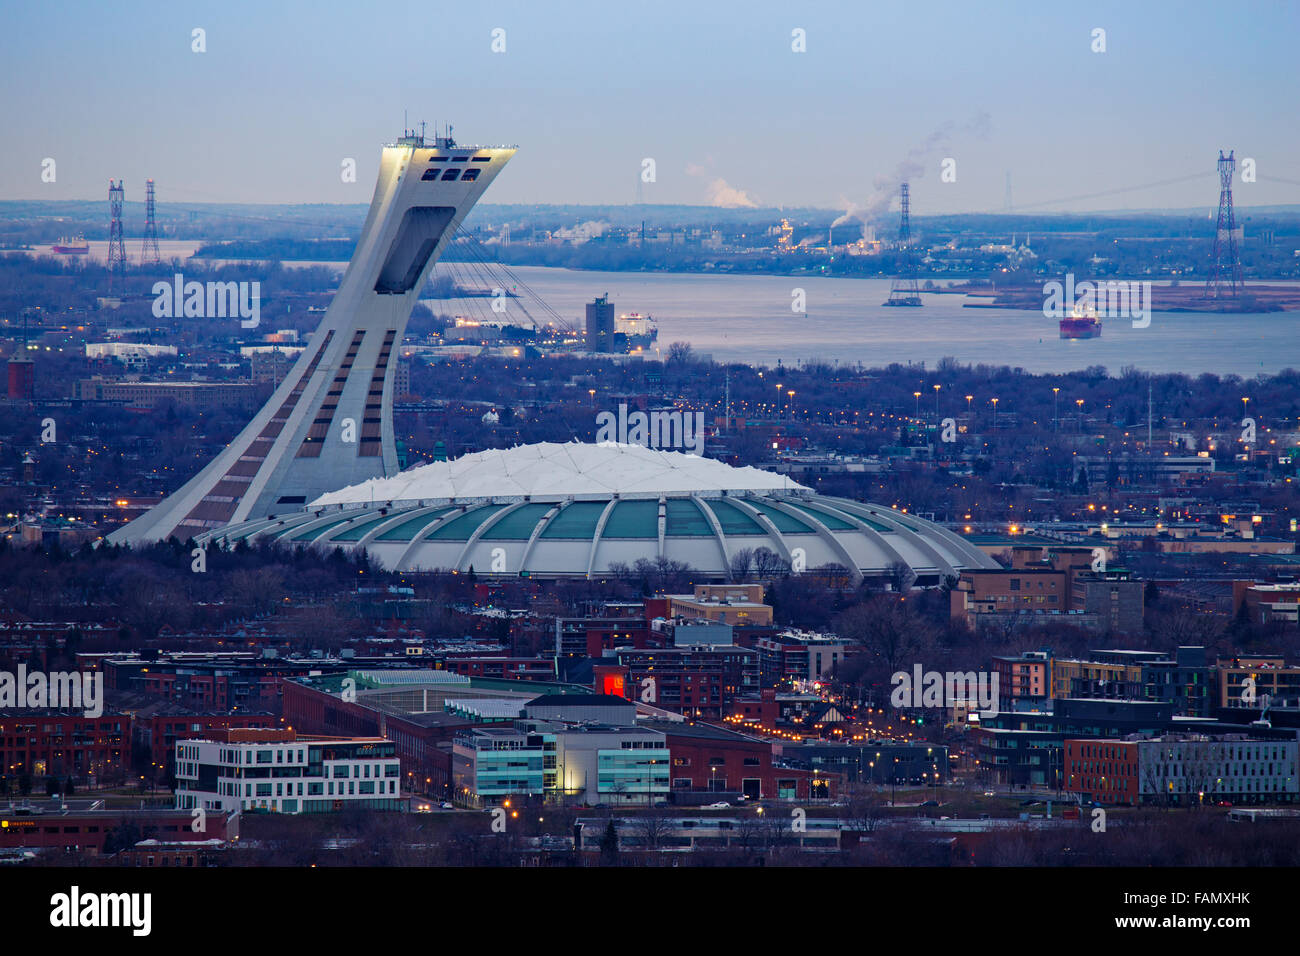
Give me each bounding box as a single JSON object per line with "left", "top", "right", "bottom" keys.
{"left": 310, "top": 442, "right": 808, "bottom": 507}
{"left": 201, "top": 441, "right": 999, "bottom": 583}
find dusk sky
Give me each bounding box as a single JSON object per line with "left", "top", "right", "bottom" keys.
{"left": 2, "top": 0, "right": 1297, "bottom": 213}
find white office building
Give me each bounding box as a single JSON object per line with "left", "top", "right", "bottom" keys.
{"left": 174, "top": 730, "right": 403, "bottom": 814}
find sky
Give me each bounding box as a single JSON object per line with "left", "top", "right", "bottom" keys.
{"left": 1, "top": 0, "right": 1298, "bottom": 216}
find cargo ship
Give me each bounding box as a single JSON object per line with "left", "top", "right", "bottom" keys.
{"left": 51, "top": 235, "right": 90, "bottom": 255}
{"left": 617, "top": 312, "right": 658, "bottom": 349}
{"left": 1059, "top": 301, "right": 1101, "bottom": 339}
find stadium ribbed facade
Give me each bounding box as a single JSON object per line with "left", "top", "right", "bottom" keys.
{"left": 198, "top": 442, "right": 998, "bottom": 583}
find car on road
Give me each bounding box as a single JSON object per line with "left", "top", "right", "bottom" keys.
{"left": 440, "top": 801, "right": 454, "bottom": 809}
{"left": 919, "top": 800, "right": 940, "bottom": 808}
{"left": 704, "top": 801, "right": 731, "bottom": 809}
{"left": 983, "top": 790, "right": 996, "bottom": 796}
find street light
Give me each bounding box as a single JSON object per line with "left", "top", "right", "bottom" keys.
{"left": 1053, "top": 387, "right": 1060, "bottom": 431}
{"left": 913, "top": 391, "right": 922, "bottom": 419}
{"left": 1076, "top": 398, "right": 1085, "bottom": 431}
{"left": 933, "top": 384, "right": 941, "bottom": 419}
{"left": 990, "top": 397, "right": 999, "bottom": 429}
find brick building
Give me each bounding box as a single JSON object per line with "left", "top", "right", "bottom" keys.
{"left": 0, "top": 711, "right": 128, "bottom": 781}
{"left": 640, "top": 719, "right": 830, "bottom": 802}
{"left": 992, "top": 651, "right": 1050, "bottom": 704}
{"left": 0, "top": 805, "right": 239, "bottom": 857}
{"left": 1217, "top": 657, "right": 1300, "bottom": 709}
{"left": 132, "top": 706, "right": 276, "bottom": 772}
{"left": 1233, "top": 582, "right": 1300, "bottom": 626}
{"left": 614, "top": 645, "right": 759, "bottom": 718}
{"left": 1065, "top": 733, "right": 1300, "bottom": 806}
{"left": 281, "top": 676, "right": 473, "bottom": 799}
{"left": 952, "top": 544, "right": 1143, "bottom": 634}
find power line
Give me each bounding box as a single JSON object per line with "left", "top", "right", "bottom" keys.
{"left": 989, "top": 171, "right": 1217, "bottom": 213}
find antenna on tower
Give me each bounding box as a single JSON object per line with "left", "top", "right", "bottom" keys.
{"left": 1205, "top": 149, "right": 1243, "bottom": 300}
{"left": 883, "top": 182, "right": 922, "bottom": 307}
{"left": 141, "top": 179, "right": 161, "bottom": 265}
{"left": 107, "top": 180, "right": 126, "bottom": 290}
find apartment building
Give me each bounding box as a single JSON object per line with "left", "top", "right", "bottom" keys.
{"left": 173, "top": 728, "right": 402, "bottom": 814}
{"left": 1065, "top": 734, "right": 1299, "bottom": 806}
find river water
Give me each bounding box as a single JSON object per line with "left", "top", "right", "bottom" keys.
{"left": 39, "top": 243, "right": 1287, "bottom": 375}
{"left": 431, "top": 265, "right": 1297, "bottom": 376}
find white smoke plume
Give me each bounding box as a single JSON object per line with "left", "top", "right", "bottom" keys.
{"left": 704, "top": 178, "right": 758, "bottom": 208}
{"left": 552, "top": 220, "right": 608, "bottom": 243}
{"left": 687, "top": 161, "right": 759, "bottom": 208}
{"left": 834, "top": 112, "right": 992, "bottom": 238}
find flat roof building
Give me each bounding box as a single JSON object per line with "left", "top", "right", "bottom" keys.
{"left": 174, "top": 728, "right": 402, "bottom": 814}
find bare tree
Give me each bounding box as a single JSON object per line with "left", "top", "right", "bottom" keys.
{"left": 834, "top": 596, "right": 933, "bottom": 678}
{"left": 728, "top": 548, "right": 755, "bottom": 582}
{"left": 752, "top": 547, "right": 790, "bottom": 578}
{"left": 666, "top": 341, "right": 694, "bottom": 364}
{"left": 629, "top": 807, "right": 674, "bottom": 856}
{"left": 886, "top": 560, "right": 917, "bottom": 595}
{"left": 731, "top": 811, "right": 769, "bottom": 859}
{"left": 1140, "top": 743, "right": 1175, "bottom": 809}
{"left": 844, "top": 784, "right": 891, "bottom": 835}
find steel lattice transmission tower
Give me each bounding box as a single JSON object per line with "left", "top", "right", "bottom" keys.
{"left": 107, "top": 180, "right": 127, "bottom": 287}
{"left": 1204, "top": 149, "right": 1243, "bottom": 299}
{"left": 140, "top": 179, "right": 161, "bottom": 265}
{"left": 884, "top": 182, "right": 922, "bottom": 306}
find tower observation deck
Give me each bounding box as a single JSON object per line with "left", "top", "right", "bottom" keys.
{"left": 109, "top": 129, "right": 516, "bottom": 545}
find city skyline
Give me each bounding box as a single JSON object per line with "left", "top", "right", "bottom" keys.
{"left": 5, "top": 0, "right": 1300, "bottom": 927}
{"left": 2, "top": 0, "right": 1298, "bottom": 214}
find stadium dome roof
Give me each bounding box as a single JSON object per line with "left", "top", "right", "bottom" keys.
{"left": 198, "top": 442, "right": 997, "bottom": 582}
{"left": 311, "top": 441, "right": 808, "bottom": 506}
